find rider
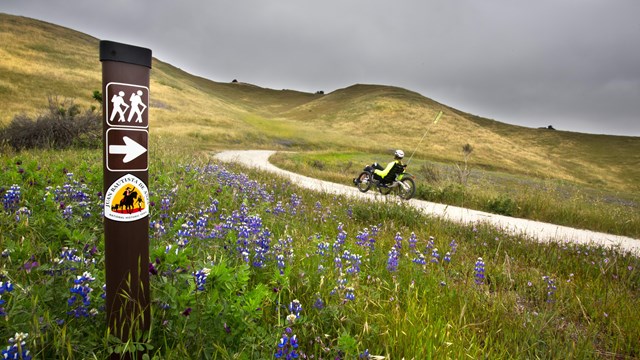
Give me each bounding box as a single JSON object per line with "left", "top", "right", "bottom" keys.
{"left": 372, "top": 149, "right": 406, "bottom": 185}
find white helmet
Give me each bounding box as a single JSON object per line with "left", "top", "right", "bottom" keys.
{"left": 394, "top": 149, "right": 404, "bottom": 159}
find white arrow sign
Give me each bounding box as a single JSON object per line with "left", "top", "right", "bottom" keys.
{"left": 108, "top": 136, "right": 147, "bottom": 163}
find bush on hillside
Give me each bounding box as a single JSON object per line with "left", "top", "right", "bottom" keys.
{"left": 0, "top": 95, "right": 101, "bottom": 150}
{"left": 418, "top": 163, "right": 442, "bottom": 183}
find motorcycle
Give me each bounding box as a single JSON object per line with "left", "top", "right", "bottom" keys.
{"left": 353, "top": 162, "right": 416, "bottom": 200}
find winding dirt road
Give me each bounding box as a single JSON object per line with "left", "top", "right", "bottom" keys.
{"left": 213, "top": 150, "right": 640, "bottom": 256}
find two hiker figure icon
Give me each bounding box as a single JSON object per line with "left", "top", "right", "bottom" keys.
{"left": 109, "top": 90, "right": 147, "bottom": 123}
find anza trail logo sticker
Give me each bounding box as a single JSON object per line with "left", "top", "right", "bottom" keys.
{"left": 104, "top": 174, "right": 149, "bottom": 222}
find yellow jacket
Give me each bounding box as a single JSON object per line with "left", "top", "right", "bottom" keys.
{"left": 374, "top": 160, "right": 404, "bottom": 179}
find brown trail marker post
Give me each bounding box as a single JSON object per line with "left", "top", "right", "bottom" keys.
{"left": 100, "top": 40, "right": 151, "bottom": 358}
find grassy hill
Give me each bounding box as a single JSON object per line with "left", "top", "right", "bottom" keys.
{"left": 1, "top": 13, "right": 639, "bottom": 194}
{"left": 2, "top": 14, "right": 640, "bottom": 359}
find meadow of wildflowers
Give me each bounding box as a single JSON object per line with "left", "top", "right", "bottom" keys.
{"left": 0, "top": 147, "right": 639, "bottom": 359}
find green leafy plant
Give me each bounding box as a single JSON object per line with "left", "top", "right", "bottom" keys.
{"left": 0, "top": 146, "right": 638, "bottom": 358}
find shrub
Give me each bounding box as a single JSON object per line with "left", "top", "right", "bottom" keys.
{"left": 0, "top": 95, "right": 101, "bottom": 150}
{"left": 415, "top": 183, "right": 466, "bottom": 204}
{"left": 455, "top": 143, "right": 474, "bottom": 186}
{"left": 486, "top": 194, "right": 517, "bottom": 216}
{"left": 309, "top": 159, "right": 325, "bottom": 170}
{"left": 418, "top": 163, "right": 441, "bottom": 183}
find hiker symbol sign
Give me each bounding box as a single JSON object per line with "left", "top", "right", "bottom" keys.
{"left": 105, "top": 82, "right": 149, "bottom": 128}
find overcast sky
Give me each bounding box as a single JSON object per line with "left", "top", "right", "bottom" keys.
{"left": 3, "top": 1, "right": 639, "bottom": 136}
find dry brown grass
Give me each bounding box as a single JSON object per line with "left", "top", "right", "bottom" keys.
{"left": 2, "top": 13, "right": 639, "bottom": 193}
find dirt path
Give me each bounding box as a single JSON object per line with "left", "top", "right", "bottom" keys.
{"left": 213, "top": 150, "right": 640, "bottom": 256}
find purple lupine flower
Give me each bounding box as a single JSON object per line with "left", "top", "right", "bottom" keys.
{"left": 2, "top": 185, "right": 21, "bottom": 212}
{"left": 47, "top": 173, "right": 96, "bottom": 222}
{"left": 334, "top": 256, "right": 343, "bottom": 270}
{"left": 408, "top": 232, "right": 418, "bottom": 250}
{"left": 345, "top": 287, "right": 355, "bottom": 301}
{"left": 333, "top": 223, "right": 347, "bottom": 252}
{"left": 387, "top": 246, "right": 399, "bottom": 272}
{"left": 14, "top": 207, "right": 31, "bottom": 222}
{"left": 343, "top": 251, "right": 362, "bottom": 275}
{"left": 272, "top": 201, "right": 286, "bottom": 215}
{"left": 62, "top": 205, "right": 73, "bottom": 220}
{"left": 359, "top": 349, "right": 370, "bottom": 359}
{"left": 430, "top": 248, "right": 440, "bottom": 264}
{"left": 240, "top": 250, "right": 250, "bottom": 264}
{"left": 193, "top": 268, "right": 210, "bottom": 291}
{"left": 0, "top": 282, "right": 14, "bottom": 317}
{"left": 426, "top": 236, "right": 435, "bottom": 251}
{"left": 277, "top": 254, "right": 286, "bottom": 274}
{"left": 288, "top": 299, "right": 303, "bottom": 319}
{"left": 317, "top": 241, "right": 330, "bottom": 257}
{"left": 449, "top": 239, "right": 458, "bottom": 254}
{"left": 331, "top": 276, "right": 348, "bottom": 297}
{"left": 355, "top": 229, "right": 369, "bottom": 247}
{"left": 23, "top": 259, "right": 39, "bottom": 273}
{"left": 53, "top": 247, "right": 89, "bottom": 272}
{"left": 394, "top": 232, "right": 403, "bottom": 250}
{"left": 275, "top": 328, "right": 299, "bottom": 359}
{"left": 0, "top": 296, "right": 7, "bottom": 317}
{"left": 150, "top": 220, "right": 167, "bottom": 238}
{"left": 543, "top": 276, "right": 557, "bottom": 303}
{"left": 1, "top": 332, "right": 31, "bottom": 360}
{"left": 274, "top": 236, "right": 294, "bottom": 274}
{"left": 412, "top": 251, "right": 426, "bottom": 265}
{"left": 355, "top": 227, "right": 376, "bottom": 251}
{"left": 313, "top": 296, "right": 325, "bottom": 310}
{"left": 288, "top": 193, "right": 302, "bottom": 215}
{"left": 0, "top": 281, "right": 15, "bottom": 294}
{"left": 252, "top": 229, "right": 272, "bottom": 268}
{"left": 67, "top": 272, "right": 96, "bottom": 318}
{"left": 474, "top": 257, "right": 485, "bottom": 285}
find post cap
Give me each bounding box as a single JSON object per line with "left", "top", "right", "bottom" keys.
{"left": 100, "top": 40, "right": 152, "bottom": 68}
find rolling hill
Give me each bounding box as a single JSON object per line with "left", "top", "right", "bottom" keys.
{"left": 1, "top": 13, "right": 639, "bottom": 193}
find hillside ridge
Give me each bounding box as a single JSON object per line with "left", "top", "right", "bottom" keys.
{"left": 1, "top": 13, "right": 639, "bottom": 193}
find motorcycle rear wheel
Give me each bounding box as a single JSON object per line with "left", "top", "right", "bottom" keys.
{"left": 356, "top": 172, "right": 372, "bottom": 192}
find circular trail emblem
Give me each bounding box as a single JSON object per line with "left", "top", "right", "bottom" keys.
{"left": 104, "top": 174, "right": 149, "bottom": 222}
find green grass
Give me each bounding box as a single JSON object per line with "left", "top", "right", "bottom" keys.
{"left": 1, "top": 14, "right": 640, "bottom": 357}
{"left": 270, "top": 151, "right": 640, "bottom": 238}
{"left": 1, "top": 146, "right": 638, "bottom": 358}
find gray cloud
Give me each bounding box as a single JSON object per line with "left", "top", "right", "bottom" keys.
{"left": 3, "top": 0, "right": 639, "bottom": 135}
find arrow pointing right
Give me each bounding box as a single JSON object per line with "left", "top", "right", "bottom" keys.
{"left": 109, "top": 136, "right": 147, "bottom": 163}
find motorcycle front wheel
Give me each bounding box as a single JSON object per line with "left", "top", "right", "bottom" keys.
{"left": 398, "top": 178, "right": 416, "bottom": 200}
{"left": 356, "top": 171, "right": 372, "bottom": 192}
